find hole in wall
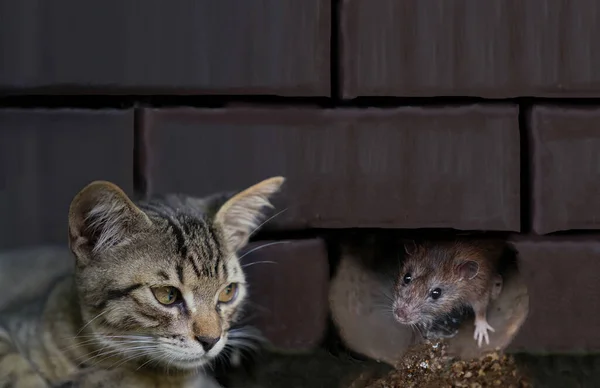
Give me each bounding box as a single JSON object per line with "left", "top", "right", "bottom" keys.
{"left": 327, "top": 229, "right": 530, "bottom": 365}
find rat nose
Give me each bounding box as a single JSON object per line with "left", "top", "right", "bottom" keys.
{"left": 195, "top": 335, "right": 220, "bottom": 351}
{"left": 394, "top": 304, "right": 409, "bottom": 320}
{"left": 395, "top": 306, "right": 406, "bottom": 317}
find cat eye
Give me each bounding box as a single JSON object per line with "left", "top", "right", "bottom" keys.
{"left": 403, "top": 273, "right": 412, "bottom": 285}
{"left": 430, "top": 288, "right": 442, "bottom": 300}
{"left": 217, "top": 283, "right": 238, "bottom": 304}
{"left": 152, "top": 286, "right": 182, "bottom": 305}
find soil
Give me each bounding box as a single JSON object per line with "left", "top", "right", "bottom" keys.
{"left": 361, "top": 341, "right": 532, "bottom": 388}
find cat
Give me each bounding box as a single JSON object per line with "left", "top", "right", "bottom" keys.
{"left": 0, "top": 176, "right": 285, "bottom": 387}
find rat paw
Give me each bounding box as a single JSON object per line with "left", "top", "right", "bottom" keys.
{"left": 473, "top": 320, "right": 495, "bottom": 347}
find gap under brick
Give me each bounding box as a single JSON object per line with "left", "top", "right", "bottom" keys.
{"left": 330, "top": 0, "right": 341, "bottom": 101}
{"left": 133, "top": 106, "right": 148, "bottom": 199}
{"left": 5, "top": 95, "right": 600, "bottom": 110}
{"left": 519, "top": 103, "right": 533, "bottom": 234}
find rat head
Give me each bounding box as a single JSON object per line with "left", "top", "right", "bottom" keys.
{"left": 392, "top": 242, "right": 480, "bottom": 326}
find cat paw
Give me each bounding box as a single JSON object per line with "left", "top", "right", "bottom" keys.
{"left": 473, "top": 320, "right": 495, "bottom": 347}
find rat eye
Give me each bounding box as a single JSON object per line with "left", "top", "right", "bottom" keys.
{"left": 152, "top": 286, "right": 182, "bottom": 305}
{"left": 430, "top": 288, "right": 442, "bottom": 300}
{"left": 403, "top": 273, "right": 412, "bottom": 285}
{"left": 217, "top": 283, "right": 239, "bottom": 304}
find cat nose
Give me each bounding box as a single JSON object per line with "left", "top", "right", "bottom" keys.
{"left": 195, "top": 335, "right": 220, "bottom": 351}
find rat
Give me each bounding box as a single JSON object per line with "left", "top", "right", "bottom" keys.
{"left": 392, "top": 239, "right": 504, "bottom": 347}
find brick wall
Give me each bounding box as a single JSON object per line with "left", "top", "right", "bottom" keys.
{"left": 2, "top": 0, "right": 600, "bottom": 355}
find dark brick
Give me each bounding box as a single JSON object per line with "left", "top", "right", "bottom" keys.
{"left": 0, "top": 109, "right": 134, "bottom": 250}
{"left": 508, "top": 237, "right": 600, "bottom": 353}
{"left": 144, "top": 105, "right": 520, "bottom": 231}
{"left": 0, "top": 0, "right": 330, "bottom": 96}
{"left": 240, "top": 239, "right": 329, "bottom": 351}
{"left": 530, "top": 106, "right": 600, "bottom": 234}
{"left": 342, "top": 0, "right": 600, "bottom": 98}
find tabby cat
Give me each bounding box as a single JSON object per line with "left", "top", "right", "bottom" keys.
{"left": 0, "top": 176, "right": 285, "bottom": 387}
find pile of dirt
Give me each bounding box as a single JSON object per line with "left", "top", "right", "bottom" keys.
{"left": 363, "top": 341, "right": 532, "bottom": 388}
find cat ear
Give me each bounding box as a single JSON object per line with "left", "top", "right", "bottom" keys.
{"left": 214, "top": 176, "right": 285, "bottom": 252}
{"left": 68, "top": 181, "right": 152, "bottom": 264}
{"left": 456, "top": 260, "right": 480, "bottom": 280}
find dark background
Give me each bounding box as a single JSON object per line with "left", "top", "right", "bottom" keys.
{"left": 2, "top": 0, "right": 600, "bottom": 384}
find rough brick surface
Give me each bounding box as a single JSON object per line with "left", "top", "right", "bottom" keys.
{"left": 342, "top": 0, "right": 600, "bottom": 98}
{"left": 0, "top": 109, "right": 133, "bottom": 249}
{"left": 530, "top": 106, "right": 600, "bottom": 234}
{"left": 0, "top": 0, "right": 330, "bottom": 96}
{"left": 240, "top": 239, "right": 329, "bottom": 351}
{"left": 509, "top": 237, "right": 600, "bottom": 353}
{"left": 144, "top": 105, "right": 520, "bottom": 231}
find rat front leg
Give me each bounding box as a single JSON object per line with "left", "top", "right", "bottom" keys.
{"left": 472, "top": 300, "right": 494, "bottom": 347}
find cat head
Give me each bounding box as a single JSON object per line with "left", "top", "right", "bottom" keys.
{"left": 68, "top": 177, "right": 285, "bottom": 370}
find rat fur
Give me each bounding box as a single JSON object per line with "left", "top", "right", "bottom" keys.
{"left": 392, "top": 239, "right": 504, "bottom": 347}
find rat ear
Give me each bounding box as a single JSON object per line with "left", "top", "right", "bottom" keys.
{"left": 403, "top": 240, "right": 419, "bottom": 256}
{"left": 214, "top": 176, "right": 285, "bottom": 252}
{"left": 456, "top": 260, "right": 480, "bottom": 280}
{"left": 68, "top": 181, "right": 152, "bottom": 265}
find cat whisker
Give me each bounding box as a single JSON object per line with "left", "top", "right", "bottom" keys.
{"left": 236, "top": 240, "right": 290, "bottom": 262}
{"left": 160, "top": 353, "right": 178, "bottom": 375}
{"left": 109, "top": 347, "right": 159, "bottom": 370}
{"left": 63, "top": 337, "right": 124, "bottom": 354}
{"left": 60, "top": 333, "right": 151, "bottom": 346}
{"left": 75, "top": 345, "right": 133, "bottom": 366}
{"left": 77, "top": 343, "right": 158, "bottom": 367}
{"left": 70, "top": 337, "right": 156, "bottom": 352}
{"left": 60, "top": 337, "right": 104, "bottom": 352}
{"left": 134, "top": 357, "right": 155, "bottom": 371}
{"left": 248, "top": 207, "right": 289, "bottom": 239}
{"left": 73, "top": 334, "right": 154, "bottom": 339}
{"left": 102, "top": 347, "right": 159, "bottom": 369}
{"left": 165, "top": 353, "right": 174, "bottom": 375}
{"left": 74, "top": 309, "right": 111, "bottom": 336}
{"left": 224, "top": 329, "right": 264, "bottom": 364}
{"left": 229, "top": 327, "right": 265, "bottom": 342}
{"left": 62, "top": 336, "right": 155, "bottom": 352}
{"left": 206, "top": 361, "right": 215, "bottom": 372}
{"left": 241, "top": 260, "right": 277, "bottom": 268}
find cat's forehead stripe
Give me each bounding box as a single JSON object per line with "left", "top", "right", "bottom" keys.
{"left": 176, "top": 263, "right": 185, "bottom": 284}
{"left": 167, "top": 216, "right": 189, "bottom": 257}
{"left": 138, "top": 199, "right": 230, "bottom": 281}
{"left": 188, "top": 255, "right": 202, "bottom": 278}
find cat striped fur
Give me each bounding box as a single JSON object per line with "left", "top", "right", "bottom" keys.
{"left": 0, "top": 177, "right": 285, "bottom": 387}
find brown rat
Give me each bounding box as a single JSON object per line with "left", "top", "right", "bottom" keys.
{"left": 392, "top": 239, "right": 504, "bottom": 347}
